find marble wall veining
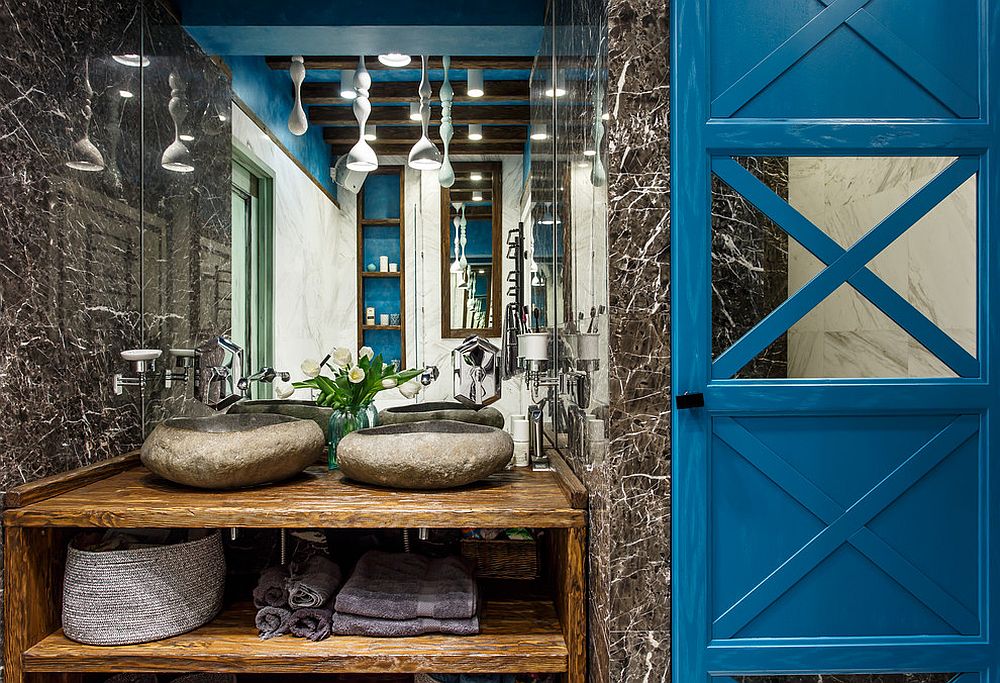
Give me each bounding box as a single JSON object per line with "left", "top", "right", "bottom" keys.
{"left": 0, "top": 0, "right": 230, "bottom": 675}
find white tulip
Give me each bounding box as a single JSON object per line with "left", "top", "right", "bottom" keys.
{"left": 273, "top": 378, "right": 295, "bottom": 399}
{"left": 348, "top": 365, "right": 366, "bottom": 384}
{"left": 300, "top": 358, "right": 321, "bottom": 378}
{"left": 331, "top": 347, "right": 352, "bottom": 367}
{"left": 381, "top": 377, "right": 398, "bottom": 389}
{"left": 398, "top": 379, "right": 422, "bottom": 398}
{"left": 359, "top": 346, "right": 375, "bottom": 361}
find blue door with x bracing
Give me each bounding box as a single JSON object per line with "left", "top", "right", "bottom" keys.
{"left": 673, "top": 1, "right": 999, "bottom": 682}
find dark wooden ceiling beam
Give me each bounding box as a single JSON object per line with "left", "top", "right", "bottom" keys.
{"left": 302, "top": 80, "right": 529, "bottom": 105}
{"left": 311, "top": 104, "right": 529, "bottom": 126}
{"left": 267, "top": 56, "right": 534, "bottom": 71}
{"left": 328, "top": 142, "right": 524, "bottom": 156}
{"left": 323, "top": 125, "right": 527, "bottom": 144}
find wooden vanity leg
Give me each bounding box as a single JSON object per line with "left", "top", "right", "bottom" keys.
{"left": 551, "top": 527, "right": 587, "bottom": 683}
{"left": 4, "top": 526, "right": 65, "bottom": 683}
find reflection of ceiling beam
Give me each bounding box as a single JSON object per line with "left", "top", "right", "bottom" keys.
{"left": 302, "top": 81, "right": 529, "bottom": 105}
{"left": 448, "top": 189, "right": 495, "bottom": 200}
{"left": 268, "top": 56, "right": 534, "bottom": 71}
{"left": 324, "top": 125, "right": 526, "bottom": 144}
{"left": 329, "top": 142, "right": 523, "bottom": 156}
{"left": 312, "top": 105, "right": 530, "bottom": 126}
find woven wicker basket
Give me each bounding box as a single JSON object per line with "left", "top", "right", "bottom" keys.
{"left": 459, "top": 538, "right": 540, "bottom": 580}
{"left": 62, "top": 531, "right": 226, "bottom": 645}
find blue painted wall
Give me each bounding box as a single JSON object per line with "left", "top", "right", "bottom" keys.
{"left": 224, "top": 56, "right": 336, "bottom": 198}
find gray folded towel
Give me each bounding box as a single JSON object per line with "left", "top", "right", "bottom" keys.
{"left": 335, "top": 551, "right": 477, "bottom": 620}
{"left": 330, "top": 610, "right": 480, "bottom": 637}
{"left": 253, "top": 565, "right": 290, "bottom": 608}
{"left": 289, "top": 607, "right": 333, "bottom": 641}
{"left": 288, "top": 555, "right": 342, "bottom": 609}
{"left": 255, "top": 606, "right": 292, "bottom": 640}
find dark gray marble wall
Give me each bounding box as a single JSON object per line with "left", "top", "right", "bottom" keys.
{"left": 0, "top": 1, "right": 230, "bottom": 675}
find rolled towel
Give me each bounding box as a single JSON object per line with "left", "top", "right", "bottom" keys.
{"left": 255, "top": 606, "right": 292, "bottom": 640}
{"left": 289, "top": 607, "right": 333, "bottom": 641}
{"left": 288, "top": 555, "right": 342, "bottom": 609}
{"left": 330, "top": 610, "right": 479, "bottom": 637}
{"left": 335, "top": 551, "right": 477, "bottom": 620}
{"left": 253, "top": 565, "right": 290, "bottom": 608}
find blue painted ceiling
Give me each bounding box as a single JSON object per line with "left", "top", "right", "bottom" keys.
{"left": 174, "top": 0, "right": 545, "bottom": 57}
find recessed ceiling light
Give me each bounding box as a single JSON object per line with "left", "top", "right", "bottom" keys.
{"left": 467, "top": 123, "right": 483, "bottom": 141}
{"left": 477, "top": 269, "right": 486, "bottom": 274}
{"left": 470, "top": 172, "right": 483, "bottom": 181}
{"left": 530, "top": 123, "right": 548, "bottom": 141}
{"left": 472, "top": 191, "right": 483, "bottom": 201}
{"left": 583, "top": 149, "right": 597, "bottom": 157}
{"left": 119, "top": 89, "right": 134, "bottom": 99}
{"left": 467, "top": 69, "right": 484, "bottom": 98}
{"left": 409, "top": 102, "right": 422, "bottom": 121}
{"left": 179, "top": 133, "right": 195, "bottom": 142}
{"left": 364, "top": 124, "right": 377, "bottom": 141}
{"left": 378, "top": 53, "right": 411, "bottom": 67}
{"left": 113, "top": 54, "right": 150, "bottom": 68}
{"left": 340, "top": 69, "right": 357, "bottom": 99}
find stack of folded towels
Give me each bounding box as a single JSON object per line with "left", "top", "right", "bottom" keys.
{"left": 331, "top": 550, "right": 480, "bottom": 636}
{"left": 253, "top": 550, "right": 479, "bottom": 640}
{"left": 253, "top": 554, "right": 342, "bottom": 641}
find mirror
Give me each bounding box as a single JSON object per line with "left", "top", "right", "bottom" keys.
{"left": 440, "top": 162, "right": 503, "bottom": 338}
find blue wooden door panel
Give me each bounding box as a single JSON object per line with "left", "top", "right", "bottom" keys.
{"left": 672, "top": 0, "right": 997, "bottom": 680}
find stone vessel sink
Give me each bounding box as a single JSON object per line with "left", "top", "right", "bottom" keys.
{"left": 378, "top": 401, "right": 505, "bottom": 429}
{"left": 141, "top": 414, "right": 324, "bottom": 489}
{"left": 337, "top": 420, "right": 514, "bottom": 490}
{"left": 228, "top": 399, "right": 333, "bottom": 438}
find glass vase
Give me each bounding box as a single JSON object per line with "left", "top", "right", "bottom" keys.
{"left": 326, "top": 403, "right": 378, "bottom": 470}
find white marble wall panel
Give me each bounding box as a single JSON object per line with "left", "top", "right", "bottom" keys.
{"left": 787, "top": 156, "right": 977, "bottom": 377}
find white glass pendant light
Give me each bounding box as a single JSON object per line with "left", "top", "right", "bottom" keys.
{"left": 408, "top": 55, "right": 442, "bottom": 171}
{"left": 161, "top": 71, "right": 194, "bottom": 173}
{"left": 113, "top": 54, "right": 150, "bottom": 68}
{"left": 378, "top": 53, "right": 411, "bottom": 67}
{"left": 450, "top": 202, "right": 463, "bottom": 273}
{"left": 340, "top": 69, "right": 357, "bottom": 99}
{"left": 458, "top": 203, "right": 469, "bottom": 269}
{"left": 66, "top": 58, "right": 105, "bottom": 172}
{"left": 287, "top": 56, "right": 308, "bottom": 136}
{"left": 438, "top": 56, "right": 455, "bottom": 188}
{"left": 409, "top": 102, "right": 422, "bottom": 121}
{"left": 364, "top": 124, "right": 377, "bottom": 141}
{"left": 530, "top": 123, "right": 548, "bottom": 140}
{"left": 467, "top": 68, "right": 484, "bottom": 97}
{"left": 346, "top": 56, "right": 378, "bottom": 172}
{"left": 544, "top": 71, "right": 566, "bottom": 97}
{"left": 467, "top": 123, "right": 483, "bottom": 141}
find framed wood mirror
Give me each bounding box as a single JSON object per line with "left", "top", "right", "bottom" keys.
{"left": 440, "top": 161, "right": 503, "bottom": 338}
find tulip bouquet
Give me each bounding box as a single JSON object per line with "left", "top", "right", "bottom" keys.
{"left": 293, "top": 346, "right": 423, "bottom": 410}
{"left": 290, "top": 346, "right": 424, "bottom": 469}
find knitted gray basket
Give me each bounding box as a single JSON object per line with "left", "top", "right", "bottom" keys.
{"left": 62, "top": 531, "right": 226, "bottom": 645}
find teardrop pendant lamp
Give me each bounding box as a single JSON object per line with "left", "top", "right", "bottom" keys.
{"left": 408, "top": 55, "right": 442, "bottom": 171}
{"left": 346, "top": 56, "right": 378, "bottom": 172}
{"left": 438, "top": 56, "right": 455, "bottom": 187}
{"left": 161, "top": 71, "right": 194, "bottom": 173}
{"left": 65, "top": 58, "right": 105, "bottom": 172}
{"left": 450, "top": 201, "right": 464, "bottom": 273}
{"left": 288, "top": 56, "right": 308, "bottom": 136}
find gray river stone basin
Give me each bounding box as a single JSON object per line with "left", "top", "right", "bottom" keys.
{"left": 141, "top": 414, "right": 324, "bottom": 489}
{"left": 336, "top": 420, "right": 514, "bottom": 490}
{"left": 228, "top": 399, "right": 334, "bottom": 438}
{"left": 378, "top": 401, "right": 505, "bottom": 429}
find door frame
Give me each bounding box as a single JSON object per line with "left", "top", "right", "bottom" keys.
{"left": 232, "top": 142, "right": 275, "bottom": 397}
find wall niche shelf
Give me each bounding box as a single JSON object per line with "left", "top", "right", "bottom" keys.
{"left": 3, "top": 451, "right": 587, "bottom": 682}
{"left": 357, "top": 169, "right": 406, "bottom": 365}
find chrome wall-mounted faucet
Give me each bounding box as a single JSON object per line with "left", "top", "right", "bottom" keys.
{"left": 195, "top": 336, "right": 245, "bottom": 410}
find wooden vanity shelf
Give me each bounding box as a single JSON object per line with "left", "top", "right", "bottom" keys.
{"left": 3, "top": 450, "right": 587, "bottom": 683}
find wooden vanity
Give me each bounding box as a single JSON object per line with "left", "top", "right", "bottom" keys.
{"left": 3, "top": 451, "right": 587, "bottom": 683}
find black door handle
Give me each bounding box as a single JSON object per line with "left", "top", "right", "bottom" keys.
{"left": 676, "top": 392, "right": 705, "bottom": 409}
